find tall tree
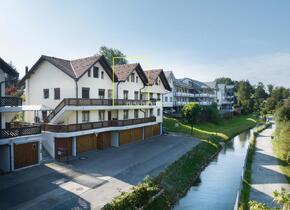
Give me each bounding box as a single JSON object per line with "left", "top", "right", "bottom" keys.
{"left": 99, "top": 46, "right": 128, "bottom": 66}
{"left": 267, "top": 84, "right": 274, "bottom": 95}
{"left": 236, "top": 80, "right": 253, "bottom": 113}
{"left": 181, "top": 102, "right": 201, "bottom": 134}
{"left": 254, "top": 82, "right": 268, "bottom": 99}
{"left": 214, "top": 77, "right": 234, "bottom": 85}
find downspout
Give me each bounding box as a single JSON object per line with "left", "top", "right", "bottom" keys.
{"left": 75, "top": 80, "right": 79, "bottom": 124}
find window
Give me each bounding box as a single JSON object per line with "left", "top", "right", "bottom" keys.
{"left": 157, "top": 108, "right": 160, "bottom": 116}
{"left": 144, "top": 110, "right": 148, "bottom": 118}
{"left": 43, "top": 89, "right": 49, "bottom": 99}
{"left": 136, "top": 76, "right": 138, "bottom": 83}
{"left": 150, "top": 109, "right": 153, "bottom": 117}
{"left": 99, "top": 110, "right": 105, "bottom": 121}
{"left": 157, "top": 93, "right": 161, "bottom": 100}
{"left": 134, "top": 109, "right": 139, "bottom": 118}
{"left": 82, "top": 111, "right": 90, "bottom": 123}
{"left": 123, "top": 110, "right": 129, "bottom": 120}
{"left": 108, "top": 89, "right": 112, "bottom": 99}
{"left": 127, "top": 77, "right": 129, "bottom": 82}
{"left": 150, "top": 93, "right": 153, "bottom": 100}
{"left": 88, "top": 69, "right": 91, "bottom": 77}
{"left": 54, "top": 88, "right": 60, "bottom": 100}
{"left": 134, "top": 91, "right": 139, "bottom": 100}
{"left": 99, "top": 89, "right": 105, "bottom": 99}
{"left": 82, "top": 88, "right": 90, "bottom": 99}
{"left": 93, "top": 66, "right": 99, "bottom": 78}
{"left": 101, "top": 71, "right": 104, "bottom": 79}
{"left": 165, "top": 96, "right": 168, "bottom": 102}
{"left": 123, "top": 90, "right": 129, "bottom": 100}
{"left": 131, "top": 73, "right": 135, "bottom": 82}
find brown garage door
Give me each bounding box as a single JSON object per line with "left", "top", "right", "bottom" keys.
{"left": 55, "top": 138, "right": 72, "bottom": 160}
{"left": 97, "top": 132, "right": 111, "bottom": 150}
{"left": 120, "top": 128, "right": 142, "bottom": 145}
{"left": 77, "top": 134, "right": 98, "bottom": 154}
{"left": 14, "top": 142, "right": 38, "bottom": 169}
{"left": 144, "top": 124, "right": 160, "bottom": 139}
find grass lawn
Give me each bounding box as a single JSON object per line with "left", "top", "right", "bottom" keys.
{"left": 164, "top": 114, "right": 257, "bottom": 141}
{"left": 272, "top": 141, "right": 290, "bottom": 184}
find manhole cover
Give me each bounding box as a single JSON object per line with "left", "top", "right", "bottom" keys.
{"left": 79, "top": 156, "right": 88, "bottom": 160}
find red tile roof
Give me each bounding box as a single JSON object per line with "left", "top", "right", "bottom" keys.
{"left": 144, "top": 69, "right": 171, "bottom": 91}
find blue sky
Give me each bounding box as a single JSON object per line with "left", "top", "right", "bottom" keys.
{"left": 1, "top": 0, "right": 290, "bottom": 87}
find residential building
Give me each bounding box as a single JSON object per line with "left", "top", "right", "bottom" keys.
{"left": 0, "top": 57, "right": 42, "bottom": 173}
{"left": 18, "top": 55, "right": 171, "bottom": 161}
{"left": 163, "top": 71, "right": 234, "bottom": 114}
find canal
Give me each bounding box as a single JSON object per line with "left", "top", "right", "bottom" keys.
{"left": 174, "top": 129, "right": 253, "bottom": 210}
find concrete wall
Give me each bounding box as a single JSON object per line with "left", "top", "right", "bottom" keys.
{"left": 0, "top": 144, "right": 10, "bottom": 172}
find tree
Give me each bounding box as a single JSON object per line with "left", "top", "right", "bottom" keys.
{"left": 98, "top": 46, "right": 128, "bottom": 66}
{"left": 181, "top": 102, "right": 201, "bottom": 134}
{"left": 236, "top": 80, "right": 253, "bottom": 114}
{"left": 254, "top": 82, "right": 268, "bottom": 99}
{"left": 267, "top": 84, "right": 274, "bottom": 95}
{"left": 214, "top": 77, "right": 234, "bottom": 85}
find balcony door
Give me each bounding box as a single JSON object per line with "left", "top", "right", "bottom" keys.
{"left": 82, "top": 88, "right": 90, "bottom": 99}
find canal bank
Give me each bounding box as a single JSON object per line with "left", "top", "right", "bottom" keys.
{"left": 103, "top": 116, "right": 258, "bottom": 210}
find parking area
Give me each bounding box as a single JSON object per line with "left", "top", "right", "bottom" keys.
{"left": 0, "top": 134, "right": 199, "bottom": 210}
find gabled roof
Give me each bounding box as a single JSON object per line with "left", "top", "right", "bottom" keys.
{"left": 114, "top": 63, "right": 148, "bottom": 84}
{"left": 0, "top": 57, "right": 19, "bottom": 77}
{"left": 19, "top": 54, "right": 116, "bottom": 86}
{"left": 144, "top": 69, "right": 171, "bottom": 91}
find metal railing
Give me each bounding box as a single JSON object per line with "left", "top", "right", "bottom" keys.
{"left": 46, "top": 98, "right": 156, "bottom": 122}
{"left": 42, "top": 116, "right": 156, "bottom": 133}
{"left": 0, "top": 96, "right": 22, "bottom": 107}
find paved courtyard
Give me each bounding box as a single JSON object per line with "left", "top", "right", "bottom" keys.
{"left": 0, "top": 134, "right": 199, "bottom": 210}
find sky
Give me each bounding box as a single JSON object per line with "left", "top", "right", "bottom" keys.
{"left": 0, "top": 0, "right": 290, "bottom": 87}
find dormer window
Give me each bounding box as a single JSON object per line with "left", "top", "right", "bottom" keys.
{"left": 93, "top": 67, "right": 99, "bottom": 78}
{"left": 136, "top": 76, "right": 138, "bottom": 83}
{"left": 101, "top": 71, "right": 104, "bottom": 79}
{"left": 88, "top": 69, "right": 91, "bottom": 77}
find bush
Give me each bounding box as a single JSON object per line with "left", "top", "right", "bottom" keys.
{"left": 200, "top": 103, "right": 221, "bottom": 123}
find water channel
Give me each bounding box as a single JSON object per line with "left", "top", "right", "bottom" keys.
{"left": 174, "top": 129, "right": 253, "bottom": 210}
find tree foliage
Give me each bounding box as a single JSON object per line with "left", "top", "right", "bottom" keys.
{"left": 99, "top": 46, "right": 128, "bottom": 66}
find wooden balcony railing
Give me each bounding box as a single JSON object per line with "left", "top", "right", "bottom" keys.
{"left": 42, "top": 116, "right": 156, "bottom": 133}
{"left": 0, "top": 125, "right": 41, "bottom": 139}
{"left": 46, "top": 98, "right": 156, "bottom": 122}
{"left": 0, "top": 96, "right": 22, "bottom": 107}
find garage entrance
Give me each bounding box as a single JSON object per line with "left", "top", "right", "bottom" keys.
{"left": 55, "top": 138, "right": 72, "bottom": 160}
{"left": 77, "top": 134, "right": 98, "bottom": 154}
{"left": 14, "top": 142, "right": 38, "bottom": 169}
{"left": 120, "top": 128, "right": 142, "bottom": 145}
{"left": 144, "top": 124, "right": 161, "bottom": 139}
{"left": 97, "top": 132, "right": 111, "bottom": 150}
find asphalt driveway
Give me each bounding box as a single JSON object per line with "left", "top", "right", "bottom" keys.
{"left": 0, "top": 134, "right": 199, "bottom": 210}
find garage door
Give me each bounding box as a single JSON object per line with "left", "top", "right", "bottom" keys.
{"left": 144, "top": 124, "right": 160, "bottom": 139}
{"left": 55, "top": 138, "right": 72, "bottom": 160}
{"left": 120, "top": 128, "right": 142, "bottom": 145}
{"left": 77, "top": 134, "right": 98, "bottom": 154}
{"left": 14, "top": 142, "right": 38, "bottom": 169}
{"left": 97, "top": 132, "right": 111, "bottom": 150}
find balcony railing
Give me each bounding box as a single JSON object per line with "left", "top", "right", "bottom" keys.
{"left": 0, "top": 96, "right": 22, "bottom": 107}
{"left": 46, "top": 98, "right": 156, "bottom": 122}
{"left": 42, "top": 116, "right": 156, "bottom": 133}
{"left": 0, "top": 125, "right": 41, "bottom": 139}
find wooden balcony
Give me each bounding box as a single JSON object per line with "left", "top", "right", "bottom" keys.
{"left": 42, "top": 116, "right": 156, "bottom": 133}
{"left": 0, "top": 123, "right": 41, "bottom": 139}
{"left": 46, "top": 98, "right": 156, "bottom": 122}
{"left": 0, "top": 96, "right": 22, "bottom": 107}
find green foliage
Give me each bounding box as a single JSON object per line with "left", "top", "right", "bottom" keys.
{"left": 273, "top": 188, "right": 290, "bottom": 210}
{"left": 200, "top": 103, "right": 221, "bottom": 123}
{"left": 214, "top": 77, "right": 235, "bottom": 85}
{"left": 181, "top": 102, "right": 201, "bottom": 125}
{"left": 248, "top": 200, "right": 270, "bottom": 210}
{"left": 99, "top": 46, "right": 128, "bottom": 66}
{"left": 102, "top": 177, "right": 160, "bottom": 210}
{"left": 236, "top": 80, "right": 254, "bottom": 114}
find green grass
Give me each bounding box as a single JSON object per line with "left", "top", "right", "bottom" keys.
{"left": 238, "top": 123, "right": 272, "bottom": 210}
{"left": 164, "top": 115, "right": 257, "bottom": 142}
{"left": 272, "top": 127, "right": 290, "bottom": 184}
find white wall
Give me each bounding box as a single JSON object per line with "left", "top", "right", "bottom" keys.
{"left": 118, "top": 70, "right": 144, "bottom": 100}
{"left": 77, "top": 62, "right": 114, "bottom": 99}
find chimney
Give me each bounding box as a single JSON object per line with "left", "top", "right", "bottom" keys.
{"left": 25, "top": 66, "right": 29, "bottom": 74}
